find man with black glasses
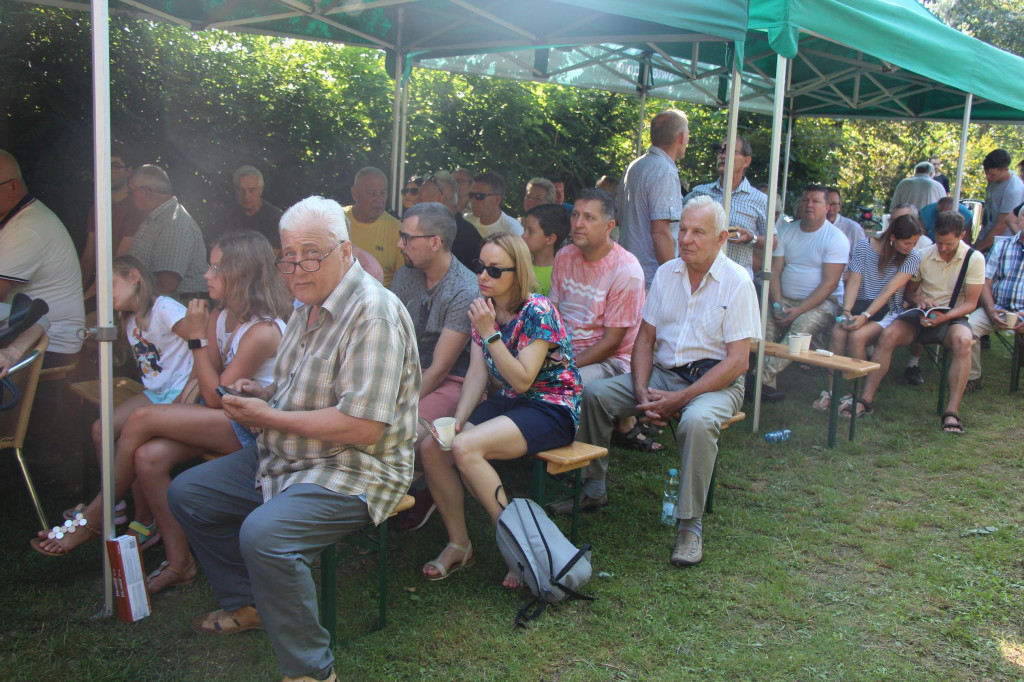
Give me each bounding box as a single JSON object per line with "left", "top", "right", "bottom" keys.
{"left": 390, "top": 201, "right": 478, "bottom": 531}
{"left": 170, "top": 195, "right": 419, "bottom": 682}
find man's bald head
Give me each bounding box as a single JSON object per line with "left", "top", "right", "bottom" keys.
{"left": 650, "top": 109, "right": 689, "bottom": 161}
{"left": 0, "top": 150, "right": 28, "bottom": 216}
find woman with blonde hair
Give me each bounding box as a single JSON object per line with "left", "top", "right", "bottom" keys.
{"left": 32, "top": 232, "right": 293, "bottom": 596}
{"left": 420, "top": 233, "right": 581, "bottom": 587}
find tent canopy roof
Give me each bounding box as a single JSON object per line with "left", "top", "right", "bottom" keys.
{"left": 744, "top": 0, "right": 1024, "bottom": 123}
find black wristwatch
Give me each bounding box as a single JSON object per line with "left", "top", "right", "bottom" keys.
{"left": 187, "top": 338, "right": 208, "bottom": 350}
{"left": 483, "top": 331, "right": 501, "bottom": 346}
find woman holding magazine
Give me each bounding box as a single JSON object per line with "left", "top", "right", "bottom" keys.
{"left": 810, "top": 213, "right": 925, "bottom": 412}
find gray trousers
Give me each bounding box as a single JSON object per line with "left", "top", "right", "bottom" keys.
{"left": 761, "top": 295, "right": 839, "bottom": 387}
{"left": 167, "top": 447, "right": 371, "bottom": 678}
{"left": 577, "top": 366, "right": 743, "bottom": 519}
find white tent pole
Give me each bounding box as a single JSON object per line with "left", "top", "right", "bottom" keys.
{"left": 635, "top": 87, "right": 648, "bottom": 157}
{"left": 953, "top": 93, "right": 973, "bottom": 206}
{"left": 752, "top": 55, "right": 789, "bottom": 435}
{"left": 722, "top": 63, "right": 741, "bottom": 218}
{"left": 780, "top": 113, "right": 794, "bottom": 208}
{"left": 91, "top": 0, "right": 116, "bottom": 618}
{"left": 388, "top": 64, "right": 403, "bottom": 211}
{"left": 398, "top": 72, "right": 410, "bottom": 215}
{"left": 388, "top": 9, "right": 405, "bottom": 212}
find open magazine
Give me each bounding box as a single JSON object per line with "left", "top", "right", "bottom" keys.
{"left": 897, "top": 306, "right": 950, "bottom": 321}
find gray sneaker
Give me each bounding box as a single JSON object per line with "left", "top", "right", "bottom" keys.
{"left": 671, "top": 530, "right": 703, "bottom": 566}
{"left": 547, "top": 493, "right": 608, "bottom": 516}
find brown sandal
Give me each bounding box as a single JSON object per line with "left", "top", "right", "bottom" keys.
{"left": 30, "top": 518, "right": 101, "bottom": 557}
{"left": 190, "top": 606, "right": 262, "bottom": 635}
{"left": 146, "top": 560, "right": 197, "bottom": 595}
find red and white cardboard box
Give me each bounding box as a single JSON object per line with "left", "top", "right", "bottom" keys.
{"left": 105, "top": 535, "right": 152, "bottom": 623}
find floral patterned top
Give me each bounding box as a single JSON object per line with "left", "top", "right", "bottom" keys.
{"left": 471, "top": 294, "right": 582, "bottom": 427}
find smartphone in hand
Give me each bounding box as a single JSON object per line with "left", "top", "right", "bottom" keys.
{"left": 216, "top": 385, "right": 242, "bottom": 398}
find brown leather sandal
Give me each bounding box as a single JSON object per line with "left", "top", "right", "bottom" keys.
{"left": 29, "top": 518, "right": 101, "bottom": 557}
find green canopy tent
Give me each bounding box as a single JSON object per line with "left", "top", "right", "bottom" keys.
{"left": 10, "top": 0, "right": 750, "bottom": 618}
{"left": 740, "top": 0, "right": 1024, "bottom": 431}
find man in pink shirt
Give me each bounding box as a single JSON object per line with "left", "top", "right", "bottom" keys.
{"left": 548, "top": 187, "right": 645, "bottom": 512}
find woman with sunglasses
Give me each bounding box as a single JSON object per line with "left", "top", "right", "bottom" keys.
{"left": 402, "top": 175, "right": 424, "bottom": 214}
{"left": 420, "top": 233, "right": 581, "bottom": 587}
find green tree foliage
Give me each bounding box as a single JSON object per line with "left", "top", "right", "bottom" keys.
{"left": 2, "top": 4, "right": 1021, "bottom": 252}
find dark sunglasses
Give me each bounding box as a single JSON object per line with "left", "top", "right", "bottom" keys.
{"left": 468, "top": 192, "right": 500, "bottom": 201}
{"left": 471, "top": 259, "right": 515, "bottom": 279}
{"left": 401, "top": 187, "right": 420, "bottom": 196}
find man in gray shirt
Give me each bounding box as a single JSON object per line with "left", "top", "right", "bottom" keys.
{"left": 390, "top": 201, "right": 478, "bottom": 531}
{"left": 976, "top": 149, "right": 1024, "bottom": 254}
{"left": 618, "top": 109, "right": 688, "bottom": 286}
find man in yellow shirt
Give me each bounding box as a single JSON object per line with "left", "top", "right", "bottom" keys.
{"left": 345, "top": 167, "right": 404, "bottom": 287}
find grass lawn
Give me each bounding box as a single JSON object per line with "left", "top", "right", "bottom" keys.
{"left": 2, "top": 343, "right": 1022, "bottom": 680}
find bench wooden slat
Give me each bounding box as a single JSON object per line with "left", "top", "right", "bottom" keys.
{"left": 721, "top": 411, "right": 745, "bottom": 430}
{"left": 70, "top": 377, "right": 146, "bottom": 408}
{"left": 537, "top": 441, "right": 608, "bottom": 475}
{"left": 752, "top": 340, "right": 881, "bottom": 380}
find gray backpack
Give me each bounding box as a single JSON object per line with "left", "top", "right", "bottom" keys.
{"left": 495, "top": 495, "right": 594, "bottom": 626}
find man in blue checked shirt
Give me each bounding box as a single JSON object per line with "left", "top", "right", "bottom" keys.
{"left": 966, "top": 230, "right": 1024, "bottom": 390}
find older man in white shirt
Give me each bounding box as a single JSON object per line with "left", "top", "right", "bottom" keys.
{"left": 573, "top": 196, "right": 761, "bottom": 567}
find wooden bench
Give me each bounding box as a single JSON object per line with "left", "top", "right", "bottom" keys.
{"left": 70, "top": 378, "right": 223, "bottom": 460}
{"left": 70, "top": 377, "right": 146, "bottom": 408}
{"left": 530, "top": 441, "right": 608, "bottom": 543}
{"left": 754, "top": 340, "right": 881, "bottom": 448}
{"left": 319, "top": 493, "right": 415, "bottom": 647}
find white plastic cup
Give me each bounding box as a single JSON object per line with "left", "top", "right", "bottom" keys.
{"left": 787, "top": 335, "right": 802, "bottom": 354}
{"left": 433, "top": 417, "right": 456, "bottom": 451}
{"left": 798, "top": 333, "right": 812, "bottom": 353}
{"left": 1003, "top": 311, "right": 1018, "bottom": 328}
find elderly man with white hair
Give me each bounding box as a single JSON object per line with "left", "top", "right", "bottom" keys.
{"left": 889, "top": 161, "right": 947, "bottom": 213}
{"left": 573, "top": 195, "right": 760, "bottom": 567}
{"left": 168, "top": 196, "right": 420, "bottom": 682}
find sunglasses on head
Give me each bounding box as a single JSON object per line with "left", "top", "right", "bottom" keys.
{"left": 471, "top": 259, "right": 515, "bottom": 278}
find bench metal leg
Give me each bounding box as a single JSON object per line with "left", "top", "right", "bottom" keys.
{"left": 705, "top": 460, "right": 717, "bottom": 514}
{"left": 377, "top": 519, "right": 389, "bottom": 631}
{"left": 320, "top": 544, "right": 338, "bottom": 647}
{"left": 827, "top": 369, "right": 840, "bottom": 448}
{"left": 937, "top": 347, "right": 950, "bottom": 416}
{"left": 531, "top": 458, "right": 547, "bottom": 506}
{"left": 1012, "top": 334, "right": 1022, "bottom": 393}
{"left": 847, "top": 377, "right": 861, "bottom": 442}
{"left": 569, "top": 470, "right": 581, "bottom": 544}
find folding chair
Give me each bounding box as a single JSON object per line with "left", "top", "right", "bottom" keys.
{"left": 1, "top": 334, "right": 50, "bottom": 531}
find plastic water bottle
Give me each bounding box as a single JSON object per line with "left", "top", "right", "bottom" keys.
{"left": 835, "top": 313, "right": 852, "bottom": 325}
{"left": 661, "top": 468, "right": 679, "bottom": 525}
{"left": 772, "top": 301, "right": 785, "bottom": 318}
{"left": 764, "top": 429, "right": 792, "bottom": 443}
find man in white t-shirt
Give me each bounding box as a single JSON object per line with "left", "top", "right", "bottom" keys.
{"left": 574, "top": 196, "right": 760, "bottom": 566}
{"left": 546, "top": 188, "right": 645, "bottom": 514}
{"left": 0, "top": 150, "right": 84, "bottom": 365}
{"left": 465, "top": 171, "right": 523, "bottom": 238}
{"left": 759, "top": 185, "right": 850, "bottom": 401}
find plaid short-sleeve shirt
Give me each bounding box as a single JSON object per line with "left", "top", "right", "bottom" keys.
{"left": 256, "top": 262, "right": 421, "bottom": 525}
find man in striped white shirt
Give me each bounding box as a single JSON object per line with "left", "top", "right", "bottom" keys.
{"left": 574, "top": 196, "right": 761, "bottom": 567}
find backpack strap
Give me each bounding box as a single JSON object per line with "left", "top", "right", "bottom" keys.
{"left": 493, "top": 485, "right": 506, "bottom": 512}
{"left": 554, "top": 543, "right": 591, "bottom": 581}
{"left": 549, "top": 581, "right": 595, "bottom": 603}
{"left": 515, "top": 598, "right": 549, "bottom": 628}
